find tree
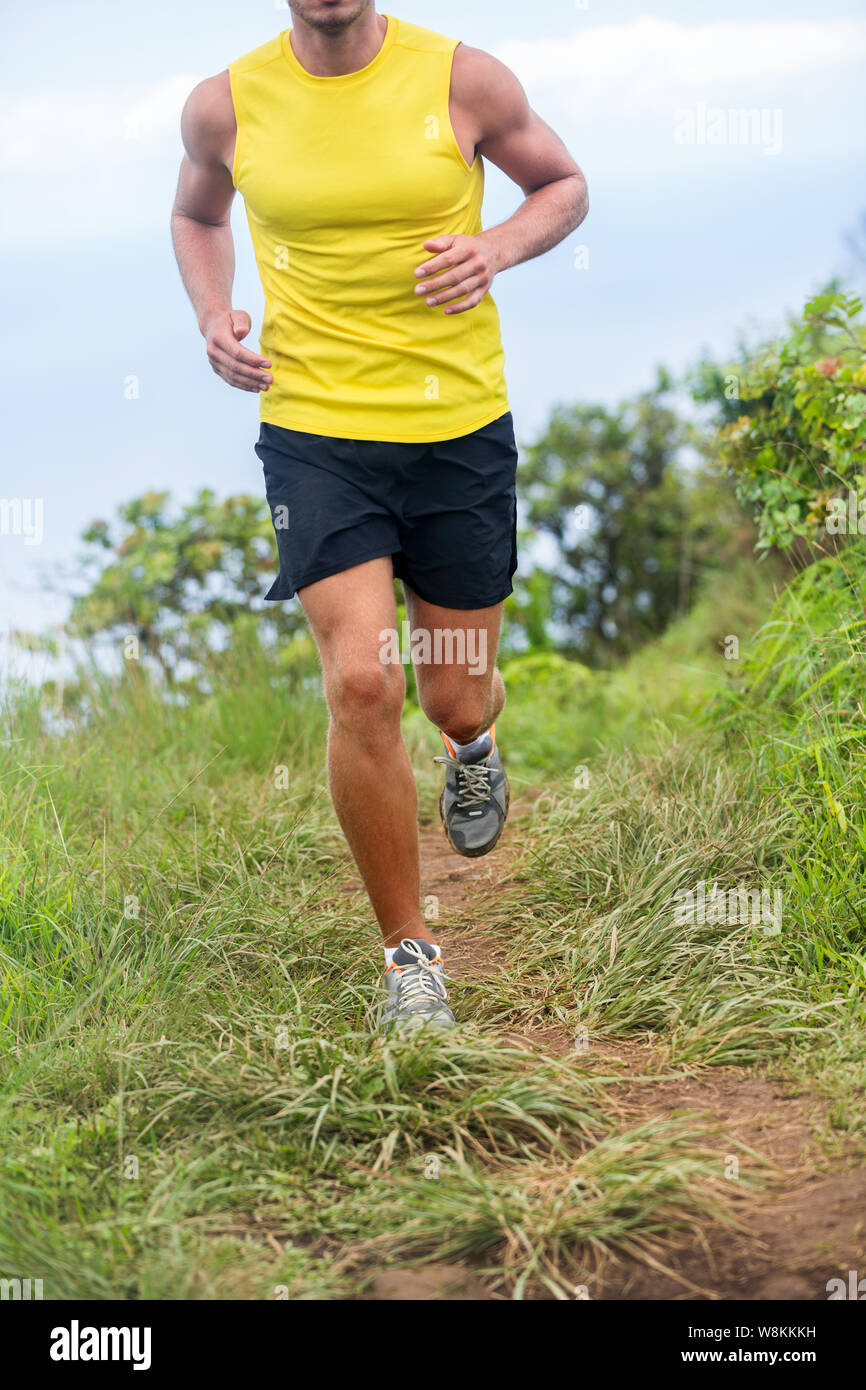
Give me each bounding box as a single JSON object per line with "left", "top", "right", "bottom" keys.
{"left": 518, "top": 375, "right": 744, "bottom": 664}
{"left": 69, "top": 489, "right": 304, "bottom": 683}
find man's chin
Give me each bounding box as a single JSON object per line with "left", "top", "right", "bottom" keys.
{"left": 298, "top": 2, "right": 367, "bottom": 34}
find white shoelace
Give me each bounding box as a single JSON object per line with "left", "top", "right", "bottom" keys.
{"left": 433, "top": 752, "right": 492, "bottom": 808}
{"left": 392, "top": 939, "right": 448, "bottom": 1006}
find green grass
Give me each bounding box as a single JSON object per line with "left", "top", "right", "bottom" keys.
{"left": 0, "top": 550, "right": 863, "bottom": 1298}
{"left": 491, "top": 558, "right": 781, "bottom": 779}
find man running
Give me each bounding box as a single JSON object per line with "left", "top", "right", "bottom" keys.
{"left": 171, "top": 1, "right": 587, "bottom": 1033}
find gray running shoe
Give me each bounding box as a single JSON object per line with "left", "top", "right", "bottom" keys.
{"left": 434, "top": 730, "right": 510, "bottom": 858}
{"left": 381, "top": 938, "right": 455, "bottom": 1034}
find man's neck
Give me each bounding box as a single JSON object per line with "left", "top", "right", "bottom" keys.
{"left": 290, "top": 10, "right": 388, "bottom": 78}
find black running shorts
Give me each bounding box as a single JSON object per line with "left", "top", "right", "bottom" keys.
{"left": 255, "top": 412, "right": 518, "bottom": 610}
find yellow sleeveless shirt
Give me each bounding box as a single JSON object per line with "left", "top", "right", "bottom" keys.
{"left": 229, "top": 15, "right": 509, "bottom": 443}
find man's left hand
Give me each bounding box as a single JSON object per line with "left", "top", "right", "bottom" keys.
{"left": 414, "top": 234, "right": 501, "bottom": 314}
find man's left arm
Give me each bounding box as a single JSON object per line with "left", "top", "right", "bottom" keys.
{"left": 415, "top": 46, "right": 588, "bottom": 314}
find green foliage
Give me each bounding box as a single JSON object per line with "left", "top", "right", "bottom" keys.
{"left": 509, "top": 738, "right": 829, "bottom": 1059}
{"left": 697, "top": 290, "right": 866, "bottom": 552}
{"left": 501, "top": 563, "right": 557, "bottom": 654}
{"left": 68, "top": 489, "right": 304, "bottom": 684}
{"left": 518, "top": 375, "right": 749, "bottom": 664}
{"left": 712, "top": 544, "right": 866, "bottom": 730}
{"left": 706, "top": 545, "right": 866, "bottom": 981}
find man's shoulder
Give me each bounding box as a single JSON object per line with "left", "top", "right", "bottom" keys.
{"left": 229, "top": 33, "right": 285, "bottom": 79}
{"left": 181, "top": 71, "right": 235, "bottom": 154}
{"left": 450, "top": 42, "right": 521, "bottom": 110}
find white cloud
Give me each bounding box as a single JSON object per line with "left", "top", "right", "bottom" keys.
{"left": 496, "top": 16, "right": 866, "bottom": 87}
{"left": 0, "top": 74, "right": 201, "bottom": 172}
{"left": 495, "top": 16, "right": 866, "bottom": 112}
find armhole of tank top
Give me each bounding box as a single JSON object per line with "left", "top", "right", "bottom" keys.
{"left": 442, "top": 42, "right": 476, "bottom": 176}
{"left": 227, "top": 66, "right": 243, "bottom": 190}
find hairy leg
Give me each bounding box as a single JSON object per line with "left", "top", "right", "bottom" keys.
{"left": 299, "top": 558, "right": 431, "bottom": 947}
{"left": 404, "top": 588, "right": 506, "bottom": 742}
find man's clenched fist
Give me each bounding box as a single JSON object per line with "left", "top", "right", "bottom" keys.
{"left": 203, "top": 309, "right": 272, "bottom": 392}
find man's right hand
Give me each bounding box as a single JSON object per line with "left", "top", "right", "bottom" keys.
{"left": 203, "top": 309, "right": 272, "bottom": 393}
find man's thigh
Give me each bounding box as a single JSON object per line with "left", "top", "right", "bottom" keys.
{"left": 299, "top": 556, "right": 399, "bottom": 681}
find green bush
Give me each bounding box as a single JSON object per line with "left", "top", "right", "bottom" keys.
{"left": 703, "top": 290, "right": 866, "bottom": 552}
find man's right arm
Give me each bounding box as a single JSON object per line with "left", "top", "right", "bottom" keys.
{"left": 171, "top": 74, "right": 272, "bottom": 394}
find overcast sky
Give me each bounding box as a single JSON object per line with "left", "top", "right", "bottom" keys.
{"left": 1, "top": 0, "right": 865, "bottom": 666}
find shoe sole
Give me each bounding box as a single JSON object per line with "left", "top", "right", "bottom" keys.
{"left": 439, "top": 773, "right": 510, "bottom": 859}
{"left": 381, "top": 1014, "right": 455, "bottom": 1036}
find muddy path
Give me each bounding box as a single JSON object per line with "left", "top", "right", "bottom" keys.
{"left": 368, "top": 803, "right": 866, "bottom": 1302}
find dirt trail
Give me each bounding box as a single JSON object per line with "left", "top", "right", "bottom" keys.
{"left": 369, "top": 805, "right": 866, "bottom": 1302}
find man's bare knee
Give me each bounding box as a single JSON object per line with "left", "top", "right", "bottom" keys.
{"left": 417, "top": 675, "right": 500, "bottom": 742}
{"left": 327, "top": 660, "right": 406, "bottom": 730}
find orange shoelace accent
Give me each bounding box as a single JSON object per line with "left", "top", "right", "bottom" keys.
{"left": 384, "top": 956, "right": 444, "bottom": 973}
